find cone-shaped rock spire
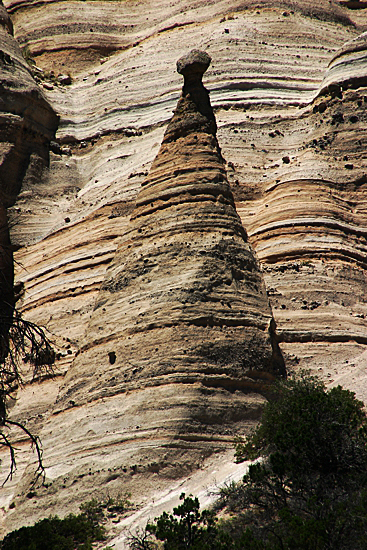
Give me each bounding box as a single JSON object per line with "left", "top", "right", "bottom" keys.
{"left": 57, "top": 49, "right": 284, "bottom": 408}
{"left": 16, "top": 51, "right": 284, "bottom": 513}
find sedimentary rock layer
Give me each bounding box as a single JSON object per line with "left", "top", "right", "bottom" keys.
{"left": 7, "top": 0, "right": 363, "bottom": 377}
{"left": 56, "top": 49, "right": 284, "bottom": 409}
{"left": 5, "top": 50, "right": 284, "bottom": 530}
{"left": 0, "top": 0, "right": 58, "bottom": 523}
{"left": 0, "top": 0, "right": 57, "bottom": 205}
{"left": 234, "top": 29, "right": 367, "bottom": 377}
{"left": 0, "top": 0, "right": 57, "bottom": 348}
{"left": 1, "top": 0, "right": 367, "bottom": 541}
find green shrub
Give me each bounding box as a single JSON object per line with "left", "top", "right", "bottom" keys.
{"left": 1, "top": 493, "right": 133, "bottom": 550}
{"left": 141, "top": 374, "right": 367, "bottom": 550}
{"left": 230, "top": 373, "right": 367, "bottom": 549}
{"left": 147, "top": 493, "right": 233, "bottom": 549}
{"left": 1, "top": 506, "right": 105, "bottom": 550}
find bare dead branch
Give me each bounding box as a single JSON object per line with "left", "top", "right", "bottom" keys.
{"left": 0, "top": 430, "right": 17, "bottom": 485}
{"left": 6, "top": 419, "right": 45, "bottom": 487}
{"left": 0, "top": 308, "right": 55, "bottom": 485}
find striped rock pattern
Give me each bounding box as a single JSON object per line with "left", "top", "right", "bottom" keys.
{"left": 4, "top": 49, "right": 284, "bottom": 533}
{"left": 0, "top": 0, "right": 57, "bottom": 348}
{"left": 1, "top": 0, "right": 367, "bottom": 540}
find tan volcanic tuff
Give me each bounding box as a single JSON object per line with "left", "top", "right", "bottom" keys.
{"left": 7, "top": 3, "right": 361, "bottom": 356}
{"left": 0, "top": 0, "right": 57, "bottom": 345}
{"left": 4, "top": 50, "right": 284, "bottom": 532}
{"left": 2, "top": 0, "right": 367, "bottom": 541}
{"left": 2, "top": 0, "right": 357, "bottom": 75}
{"left": 0, "top": 0, "right": 57, "bottom": 208}
{"left": 0, "top": 0, "right": 58, "bottom": 528}
{"left": 235, "top": 26, "right": 367, "bottom": 383}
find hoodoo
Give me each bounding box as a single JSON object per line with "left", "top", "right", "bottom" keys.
{"left": 2, "top": 1, "right": 367, "bottom": 540}
{"left": 7, "top": 50, "right": 284, "bottom": 528}
{"left": 55, "top": 49, "right": 284, "bottom": 411}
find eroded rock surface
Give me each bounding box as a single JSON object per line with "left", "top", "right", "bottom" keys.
{"left": 1, "top": 0, "right": 367, "bottom": 544}
{"left": 4, "top": 49, "right": 284, "bottom": 534}
{"left": 0, "top": 0, "right": 57, "bottom": 345}
{"left": 237, "top": 27, "right": 367, "bottom": 379}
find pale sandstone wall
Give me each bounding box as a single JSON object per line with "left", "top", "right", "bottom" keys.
{"left": 1, "top": 0, "right": 367, "bottom": 543}
{"left": 0, "top": 0, "right": 57, "bottom": 351}
{"left": 0, "top": 1, "right": 59, "bottom": 529}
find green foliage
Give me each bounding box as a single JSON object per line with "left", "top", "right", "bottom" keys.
{"left": 79, "top": 492, "right": 132, "bottom": 522}
{"left": 79, "top": 498, "right": 105, "bottom": 527}
{"left": 1, "top": 491, "right": 133, "bottom": 550}
{"left": 147, "top": 493, "right": 233, "bottom": 549}
{"left": 0, "top": 511, "right": 105, "bottom": 550}
{"left": 1, "top": 494, "right": 133, "bottom": 550}
{"left": 229, "top": 373, "right": 367, "bottom": 549}
{"left": 142, "top": 374, "right": 367, "bottom": 550}
{"left": 235, "top": 374, "right": 367, "bottom": 486}
{"left": 103, "top": 492, "right": 132, "bottom": 515}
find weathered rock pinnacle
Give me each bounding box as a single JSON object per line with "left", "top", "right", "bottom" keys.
{"left": 11, "top": 51, "right": 284, "bottom": 520}
{"left": 5, "top": 7, "right": 367, "bottom": 537}
{"left": 165, "top": 49, "right": 216, "bottom": 142}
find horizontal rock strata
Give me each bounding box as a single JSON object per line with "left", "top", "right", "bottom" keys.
{"left": 0, "top": 0, "right": 58, "bottom": 526}
{"left": 4, "top": 50, "right": 284, "bottom": 529}
{"left": 0, "top": 0, "right": 57, "bottom": 356}
{"left": 234, "top": 30, "right": 367, "bottom": 378}
{"left": 6, "top": 1, "right": 363, "bottom": 379}
{"left": 1, "top": 0, "right": 367, "bottom": 540}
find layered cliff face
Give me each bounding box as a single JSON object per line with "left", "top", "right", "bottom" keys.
{"left": 238, "top": 28, "right": 367, "bottom": 384}
{"left": 3, "top": 48, "right": 284, "bottom": 534}
{"left": 0, "top": 0, "right": 57, "bottom": 351}
{"left": 56, "top": 51, "right": 284, "bottom": 412}
{"left": 1, "top": 0, "right": 367, "bottom": 542}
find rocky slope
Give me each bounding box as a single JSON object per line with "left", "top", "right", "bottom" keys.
{"left": 0, "top": 0, "right": 367, "bottom": 545}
